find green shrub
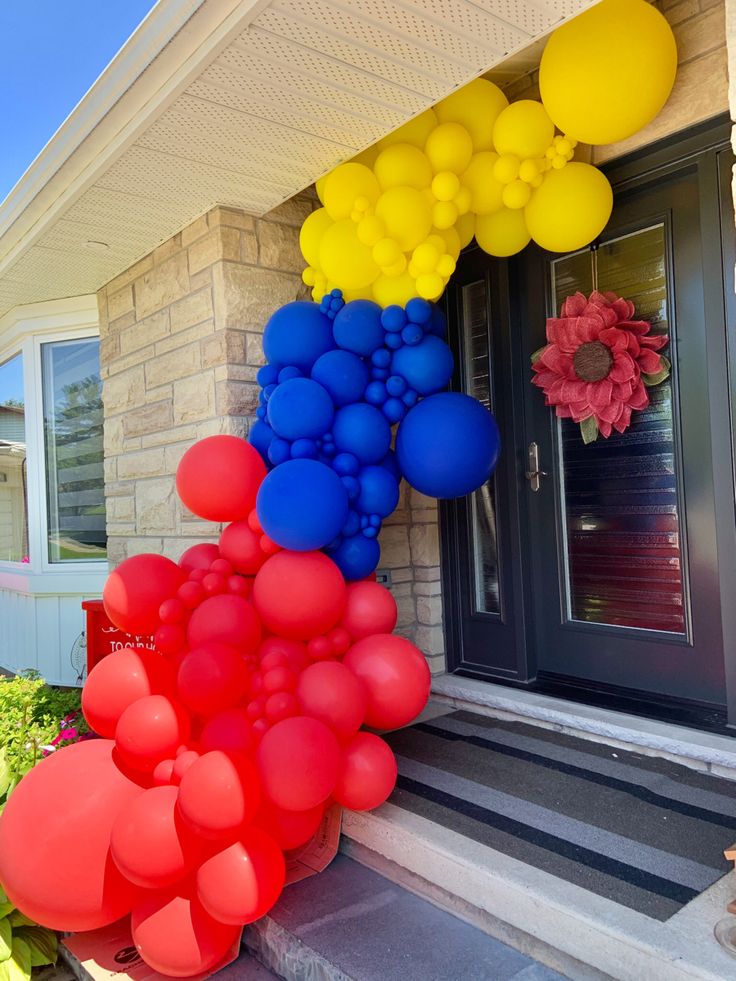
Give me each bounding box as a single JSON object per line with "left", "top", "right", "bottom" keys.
{"left": 0, "top": 885, "right": 57, "bottom": 981}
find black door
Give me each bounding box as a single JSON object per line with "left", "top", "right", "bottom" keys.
{"left": 442, "top": 121, "right": 736, "bottom": 723}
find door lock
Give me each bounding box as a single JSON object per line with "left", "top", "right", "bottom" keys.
{"left": 525, "top": 442, "right": 548, "bottom": 492}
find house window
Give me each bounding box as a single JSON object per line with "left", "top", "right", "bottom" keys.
{"left": 0, "top": 353, "right": 29, "bottom": 563}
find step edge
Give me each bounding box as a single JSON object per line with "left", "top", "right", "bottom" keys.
{"left": 244, "top": 914, "right": 357, "bottom": 981}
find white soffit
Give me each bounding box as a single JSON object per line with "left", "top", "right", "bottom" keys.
{"left": 0, "top": 0, "right": 599, "bottom": 319}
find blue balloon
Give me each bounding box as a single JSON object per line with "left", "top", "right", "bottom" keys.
{"left": 391, "top": 335, "right": 454, "bottom": 395}
{"left": 405, "top": 297, "right": 433, "bottom": 325}
{"left": 267, "top": 377, "right": 334, "bottom": 441}
{"left": 328, "top": 534, "right": 381, "bottom": 581}
{"left": 381, "top": 449, "right": 402, "bottom": 481}
{"left": 257, "top": 459, "right": 349, "bottom": 551}
{"left": 311, "top": 350, "right": 370, "bottom": 407}
{"left": 357, "top": 466, "right": 400, "bottom": 518}
{"left": 396, "top": 392, "right": 501, "bottom": 499}
{"left": 257, "top": 364, "right": 279, "bottom": 387}
{"left": 333, "top": 300, "right": 384, "bottom": 356}
{"left": 263, "top": 301, "right": 335, "bottom": 372}
{"left": 249, "top": 420, "right": 274, "bottom": 463}
{"left": 332, "top": 403, "right": 392, "bottom": 465}
{"left": 268, "top": 438, "right": 291, "bottom": 466}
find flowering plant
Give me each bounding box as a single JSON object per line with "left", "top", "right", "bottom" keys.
{"left": 531, "top": 290, "right": 670, "bottom": 442}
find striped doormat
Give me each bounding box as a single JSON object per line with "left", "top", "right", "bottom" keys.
{"left": 383, "top": 710, "right": 736, "bottom": 921}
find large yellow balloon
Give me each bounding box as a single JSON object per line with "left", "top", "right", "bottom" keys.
{"left": 475, "top": 209, "right": 531, "bottom": 258}
{"left": 539, "top": 0, "right": 677, "bottom": 145}
{"left": 323, "top": 163, "right": 380, "bottom": 221}
{"left": 493, "top": 101, "right": 555, "bottom": 159}
{"left": 374, "top": 144, "right": 432, "bottom": 190}
{"left": 299, "top": 207, "right": 333, "bottom": 267}
{"left": 375, "top": 186, "right": 433, "bottom": 252}
{"left": 319, "top": 219, "right": 380, "bottom": 289}
{"left": 524, "top": 163, "right": 613, "bottom": 253}
{"left": 435, "top": 79, "right": 509, "bottom": 151}
{"left": 462, "top": 152, "right": 504, "bottom": 215}
{"left": 425, "top": 123, "right": 473, "bottom": 176}
{"left": 376, "top": 109, "right": 438, "bottom": 150}
{"left": 373, "top": 271, "right": 418, "bottom": 307}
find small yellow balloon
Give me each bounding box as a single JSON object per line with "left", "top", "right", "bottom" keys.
{"left": 416, "top": 272, "right": 445, "bottom": 300}
{"left": 373, "top": 271, "right": 418, "bottom": 308}
{"left": 455, "top": 212, "right": 475, "bottom": 249}
{"left": 432, "top": 225, "right": 461, "bottom": 260}
{"left": 432, "top": 201, "right": 458, "bottom": 230}
{"left": 475, "top": 209, "right": 531, "bottom": 258}
{"left": 435, "top": 78, "right": 509, "bottom": 151}
{"left": 462, "top": 153, "right": 503, "bottom": 215}
{"left": 375, "top": 186, "right": 433, "bottom": 252}
{"left": 383, "top": 256, "right": 408, "bottom": 278}
{"left": 302, "top": 267, "right": 316, "bottom": 286}
{"left": 493, "top": 101, "right": 555, "bottom": 160}
{"left": 431, "top": 171, "right": 460, "bottom": 202}
{"left": 373, "top": 237, "right": 402, "bottom": 267}
{"left": 374, "top": 143, "right": 433, "bottom": 191}
{"left": 412, "top": 241, "right": 441, "bottom": 274}
{"left": 502, "top": 180, "right": 532, "bottom": 210}
{"left": 493, "top": 154, "right": 520, "bottom": 185}
{"left": 299, "top": 207, "right": 333, "bottom": 267}
{"left": 519, "top": 159, "right": 542, "bottom": 184}
{"left": 357, "top": 215, "right": 385, "bottom": 247}
{"left": 376, "top": 109, "right": 439, "bottom": 150}
{"left": 436, "top": 254, "right": 456, "bottom": 278}
{"left": 454, "top": 187, "right": 471, "bottom": 216}
{"left": 323, "top": 163, "right": 380, "bottom": 221}
{"left": 425, "top": 123, "right": 474, "bottom": 176}
{"left": 319, "top": 219, "right": 380, "bottom": 289}
{"left": 524, "top": 163, "right": 613, "bottom": 253}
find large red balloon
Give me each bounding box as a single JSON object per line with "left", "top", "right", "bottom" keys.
{"left": 254, "top": 800, "right": 324, "bottom": 851}
{"left": 340, "top": 581, "right": 398, "bottom": 639}
{"left": 0, "top": 740, "right": 143, "bottom": 931}
{"left": 111, "top": 786, "right": 201, "bottom": 889}
{"left": 257, "top": 717, "right": 340, "bottom": 811}
{"left": 177, "top": 751, "right": 261, "bottom": 839}
{"left": 103, "top": 554, "right": 185, "bottom": 634}
{"left": 296, "top": 662, "right": 366, "bottom": 740}
{"left": 200, "top": 708, "right": 254, "bottom": 754}
{"left": 115, "top": 694, "right": 190, "bottom": 772}
{"left": 82, "top": 648, "right": 174, "bottom": 738}
{"left": 132, "top": 888, "right": 240, "bottom": 978}
{"left": 177, "top": 643, "right": 248, "bottom": 717}
{"left": 187, "top": 594, "right": 261, "bottom": 654}
{"left": 179, "top": 543, "right": 220, "bottom": 573}
{"left": 196, "top": 828, "right": 285, "bottom": 925}
{"left": 176, "top": 436, "right": 266, "bottom": 523}
{"left": 219, "top": 521, "right": 268, "bottom": 575}
{"left": 333, "top": 732, "right": 398, "bottom": 811}
{"left": 343, "top": 634, "right": 431, "bottom": 729}
{"left": 252, "top": 551, "right": 346, "bottom": 641}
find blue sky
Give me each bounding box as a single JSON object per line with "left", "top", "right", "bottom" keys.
{"left": 0, "top": 1, "right": 156, "bottom": 202}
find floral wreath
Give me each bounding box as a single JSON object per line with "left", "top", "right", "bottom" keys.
{"left": 531, "top": 290, "right": 670, "bottom": 442}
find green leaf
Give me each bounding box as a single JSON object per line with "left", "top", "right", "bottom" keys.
{"left": 580, "top": 416, "right": 599, "bottom": 444}
{"left": 5, "top": 916, "right": 32, "bottom": 930}
{"left": 0, "top": 887, "right": 7, "bottom": 907}
{"left": 0, "top": 906, "right": 14, "bottom": 922}
{"left": 0, "top": 937, "right": 32, "bottom": 981}
{"left": 15, "top": 927, "right": 57, "bottom": 967}
{"left": 0, "top": 917, "right": 11, "bottom": 961}
{"left": 530, "top": 346, "right": 546, "bottom": 366}
{"left": 642, "top": 354, "right": 671, "bottom": 387}
{"left": 0, "top": 749, "right": 11, "bottom": 801}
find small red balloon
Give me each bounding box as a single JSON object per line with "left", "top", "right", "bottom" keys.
{"left": 160, "top": 598, "right": 186, "bottom": 624}
{"left": 343, "top": 634, "right": 431, "bottom": 730}
{"left": 253, "top": 551, "right": 346, "bottom": 641}
{"left": 187, "top": 594, "right": 261, "bottom": 654}
{"left": 103, "top": 554, "right": 185, "bottom": 635}
{"left": 333, "top": 732, "right": 398, "bottom": 811}
{"left": 199, "top": 708, "right": 254, "bottom": 754}
{"left": 173, "top": 750, "right": 200, "bottom": 783}
{"left": 82, "top": 648, "right": 174, "bottom": 739}
{"left": 176, "top": 436, "right": 266, "bottom": 523}
{"left": 258, "top": 637, "right": 308, "bottom": 673}
{"left": 178, "top": 581, "right": 205, "bottom": 609}
{"left": 179, "top": 543, "right": 220, "bottom": 573}
{"left": 340, "top": 581, "right": 398, "bottom": 640}
{"left": 254, "top": 800, "right": 324, "bottom": 851}
{"left": 262, "top": 666, "right": 295, "bottom": 694}
{"left": 210, "top": 558, "right": 233, "bottom": 577}
{"left": 297, "top": 662, "right": 366, "bottom": 740}
{"left": 307, "top": 636, "right": 333, "bottom": 661}
{"left": 155, "top": 624, "right": 186, "bottom": 656}
{"left": 219, "top": 520, "right": 268, "bottom": 575}
{"left": 153, "top": 759, "right": 176, "bottom": 785}
{"left": 115, "top": 695, "right": 191, "bottom": 773}
{"left": 265, "top": 692, "right": 299, "bottom": 723}
{"left": 177, "top": 642, "right": 248, "bottom": 717}
{"left": 202, "top": 573, "right": 226, "bottom": 596}
{"left": 257, "top": 717, "right": 340, "bottom": 811}
{"left": 196, "top": 828, "right": 285, "bottom": 925}
{"left": 177, "top": 751, "right": 261, "bottom": 839}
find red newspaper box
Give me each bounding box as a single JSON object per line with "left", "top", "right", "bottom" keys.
{"left": 81, "top": 600, "right": 156, "bottom": 675}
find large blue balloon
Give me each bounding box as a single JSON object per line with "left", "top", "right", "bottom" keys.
{"left": 267, "top": 377, "right": 334, "bottom": 440}
{"left": 249, "top": 420, "right": 275, "bottom": 463}
{"left": 396, "top": 392, "right": 500, "bottom": 498}
{"left": 263, "top": 301, "right": 335, "bottom": 372}
{"left": 328, "top": 534, "right": 381, "bottom": 581}
{"left": 311, "top": 350, "right": 370, "bottom": 407}
{"left": 256, "top": 459, "right": 348, "bottom": 550}
{"left": 332, "top": 403, "right": 391, "bottom": 465}
{"left": 333, "top": 300, "right": 384, "bottom": 357}
{"left": 357, "top": 466, "right": 400, "bottom": 518}
{"left": 391, "top": 335, "right": 454, "bottom": 395}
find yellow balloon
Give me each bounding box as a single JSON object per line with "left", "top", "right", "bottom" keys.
{"left": 323, "top": 163, "right": 380, "bottom": 221}
{"left": 412, "top": 241, "right": 441, "bottom": 275}
{"left": 524, "top": 163, "right": 613, "bottom": 253}
{"left": 373, "top": 237, "right": 402, "bottom": 268}
{"left": 502, "top": 180, "right": 532, "bottom": 210}
{"left": 374, "top": 144, "right": 432, "bottom": 190}
{"left": 342, "top": 285, "right": 377, "bottom": 302}
{"left": 376, "top": 109, "right": 438, "bottom": 150}
{"left": 373, "top": 271, "right": 418, "bottom": 308}
{"left": 539, "top": 0, "right": 677, "bottom": 145}
{"left": 462, "top": 153, "right": 503, "bottom": 215}
{"left": 375, "top": 186, "right": 432, "bottom": 252}
{"left": 432, "top": 201, "right": 458, "bottom": 230}
{"left": 432, "top": 226, "right": 461, "bottom": 260}
{"left": 435, "top": 78, "right": 509, "bottom": 151}
{"left": 319, "top": 219, "right": 380, "bottom": 289}
{"left": 475, "top": 209, "right": 531, "bottom": 258}
{"left": 431, "top": 171, "right": 460, "bottom": 202}
{"left": 357, "top": 214, "right": 385, "bottom": 246}
{"left": 455, "top": 212, "right": 475, "bottom": 249}
{"left": 425, "top": 123, "right": 473, "bottom": 175}
{"left": 315, "top": 175, "right": 328, "bottom": 205}
{"left": 416, "top": 272, "right": 444, "bottom": 301}
{"left": 299, "top": 208, "right": 333, "bottom": 267}
{"left": 493, "top": 101, "right": 555, "bottom": 159}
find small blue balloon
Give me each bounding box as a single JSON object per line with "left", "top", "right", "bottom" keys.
{"left": 311, "top": 350, "right": 370, "bottom": 407}
{"left": 371, "top": 348, "right": 391, "bottom": 368}
{"left": 278, "top": 366, "right": 302, "bottom": 383}
{"left": 342, "top": 511, "right": 361, "bottom": 537}
{"left": 333, "top": 300, "right": 384, "bottom": 356}
{"left": 263, "top": 301, "right": 335, "bottom": 372}
{"left": 381, "top": 305, "right": 407, "bottom": 332}
{"left": 263, "top": 383, "right": 277, "bottom": 401}
{"left": 406, "top": 297, "right": 433, "bottom": 325}
{"left": 386, "top": 375, "right": 407, "bottom": 397}
{"left": 401, "top": 324, "right": 423, "bottom": 346}
{"left": 291, "top": 438, "right": 317, "bottom": 459}
{"left": 357, "top": 465, "right": 400, "bottom": 518}
{"left": 341, "top": 475, "right": 360, "bottom": 500}
{"left": 383, "top": 398, "right": 406, "bottom": 424}
{"left": 396, "top": 392, "right": 501, "bottom": 498}
{"left": 402, "top": 389, "right": 419, "bottom": 407}
{"left": 249, "top": 420, "right": 274, "bottom": 463}
{"left": 257, "top": 364, "right": 279, "bottom": 387}
{"left": 328, "top": 534, "right": 381, "bottom": 580}
{"left": 365, "top": 381, "right": 387, "bottom": 406}
{"left": 268, "top": 438, "right": 291, "bottom": 466}
{"left": 363, "top": 526, "right": 378, "bottom": 539}
{"left": 333, "top": 452, "right": 359, "bottom": 476}
{"left": 256, "top": 406, "right": 267, "bottom": 421}
{"left": 391, "top": 335, "right": 454, "bottom": 396}
{"left": 385, "top": 333, "right": 402, "bottom": 351}
{"left": 371, "top": 367, "right": 389, "bottom": 381}
{"left": 257, "top": 459, "right": 349, "bottom": 551}
{"left": 333, "top": 403, "right": 392, "bottom": 465}
{"left": 267, "top": 377, "right": 334, "bottom": 441}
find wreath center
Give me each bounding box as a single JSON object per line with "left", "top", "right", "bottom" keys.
{"left": 572, "top": 340, "right": 613, "bottom": 382}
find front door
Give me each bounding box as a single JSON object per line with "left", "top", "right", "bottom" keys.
{"left": 442, "top": 121, "right": 736, "bottom": 725}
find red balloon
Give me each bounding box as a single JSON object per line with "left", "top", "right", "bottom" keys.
{"left": 257, "top": 717, "right": 340, "bottom": 811}
{"left": 187, "top": 594, "right": 261, "bottom": 654}
{"left": 155, "top": 624, "right": 186, "bottom": 656}
{"left": 177, "top": 751, "right": 261, "bottom": 839}
{"left": 173, "top": 750, "right": 200, "bottom": 783}
{"left": 176, "top": 436, "right": 266, "bottom": 523}
{"left": 219, "top": 520, "right": 269, "bottom": 575}
{"left": 264, "top": 692, "right": 299, "bottom": 724}
{"left": 0, "top": 740, "right": 143, "bottom": 931}
{"left": 132, "top": 888, "right": 240, "bottom": 978}
{"left": 200, "top": 708, "right": 254, "bottom": 754}
{"left": 196, "top": 828, "right": 285, "bottom": 925}
{"left": 333, "top": 733, "right": 398, "bottom": 811}
{"left": 297, "top": 662, "right": 366, "bottom": 740}
{"left": 254, "top": 800, "right": 324, "bottom": 851}
{"left": 153, "top": 759, "right": 176, "bottom": 785}
{"left": 115, "top": 695, "right": 191, "bottom": 772}
{"left": 82, "top": 648, "right": 174, "bottom": 738}
{"left": 340, "top": 581, "right": 398, "bottom": 640}
{"left": 253, "top": 551, "right": 346, "bottom": 641}
{"left": 179, "top": 543, "right": 220, "bottom": 573}
{"left": 177, "top": 643, "right": 248, "bottom": 717}
{"left": 258, "top": 637, "right": 308, "bottom": 674}
{"left": 111, "top": 786, "right": 201, "bottom": 889}
{"left": 103, "top": 554, "right": 185, "bottom": 634}
{"left": 343, "top": 634, "right": 431, "bottom": 730}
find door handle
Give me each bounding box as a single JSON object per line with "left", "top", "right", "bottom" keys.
{"left": 525, "top": 441, "right": 548, "bottom": 493}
